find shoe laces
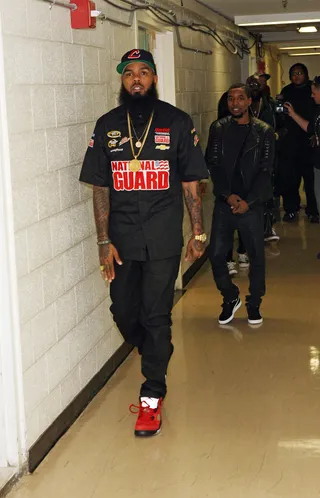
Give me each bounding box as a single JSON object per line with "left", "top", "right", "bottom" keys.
{"left": 227, "top": 261, "right": 236, "bottom": 269}
{"left": 129, "top": 401, "right": 157, "bottom": 420}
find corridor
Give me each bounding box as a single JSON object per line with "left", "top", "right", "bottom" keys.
{"left": 7, "top": 217, "right": 320, "bottom": 498}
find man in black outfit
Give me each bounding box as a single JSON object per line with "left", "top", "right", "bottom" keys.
{"left": 279, "top": 63, "right": 319, "bottom": 223}
{"left": 206, "top": 84, "right": 275, "bottom": 325}
{"left": 79, "top": 49, "right": 208, "bottom": 437}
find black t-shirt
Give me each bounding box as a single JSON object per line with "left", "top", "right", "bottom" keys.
{"left": 281, "top": 82, "right": 316, "bottom": 142}
{"left": 79, "top": 99, "right": 208, "bottom": 261}
{"left": 226, "top": 121, "right": 251, "bottom": 199}
{"left": 308, "top": 107, "right": 320, "bottom": 170}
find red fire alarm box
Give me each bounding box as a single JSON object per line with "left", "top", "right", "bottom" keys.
{"left": 71, "top": 0, "right": 97, "bottom": 29}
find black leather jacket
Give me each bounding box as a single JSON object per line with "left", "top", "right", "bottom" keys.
{"left": 205, "top": 116, "right": 275, "bottom": 206}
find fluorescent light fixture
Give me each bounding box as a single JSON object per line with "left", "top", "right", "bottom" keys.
{"left": 289, "top": 52, "right": 320, "bottom": 56}
{"left": 280, "top": 46, "right": 320, "bottom": 50}
{"left": 298, "top": 26, "right": 318, "bottom": 33}
{"left": 235, "top": 12, "right": 320, "bottom": 27}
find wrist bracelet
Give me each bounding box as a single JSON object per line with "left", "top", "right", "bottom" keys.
{"left": 97, "top": 239, "right": 111, "bottom": 246}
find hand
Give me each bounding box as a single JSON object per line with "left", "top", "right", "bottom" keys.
{"left": 232, "top": 200, "right": 249, "bottom": 215}
{"left": 227, "top": 194, "right": 242, "bottom": 208}
{"left": 185, "top": 237, "right": 206, "bottom": 262}
{"left": 99, "top": 243, "right": 123, "bottom": 283}
{"left": 284, "top": 102, "right": 295, "bottom": 117}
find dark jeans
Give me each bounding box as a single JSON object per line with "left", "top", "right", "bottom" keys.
{"left": 209, "top": 202, "right": 265, "bottom": 307}
{"left": 110, "top": 255, "right": 180, "bottom": 399}
{"left": 278, "top": 140, "right": 318, "bottom": 215}
{"left": 226, "top": 231, "right": 246, "bottom": 262}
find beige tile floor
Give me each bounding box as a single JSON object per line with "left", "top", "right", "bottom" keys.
{"left": 7, "top": 217, "right": 320, "bottom": 498}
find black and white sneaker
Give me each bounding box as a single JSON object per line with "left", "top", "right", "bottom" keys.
{"left": 264, "top": 228, "right": 280, "bottom": 242}
{"left": 308, "top": 214, "right": 319, "bottom": 224}
{"left": 219, "top": 297, "right": 242, "bottom": 325}
{"left": 246, "top": 304, "right": 263, "bottom": 325}
{"left": 227, "top": 261, "right": 238, "bottom": 276}
{"left": 283, "top": 212, "right": 298, "bottom": 223}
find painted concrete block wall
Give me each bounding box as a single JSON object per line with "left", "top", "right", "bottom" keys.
{"left": 0, "top": 0, "right": 135, "bottom": 448}
{"left": 1, "top": 0, "right": 243, "bottom": 450}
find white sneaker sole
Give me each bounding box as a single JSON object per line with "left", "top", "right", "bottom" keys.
{"left": 264, "top": 236, "right": 280, "bottom": 242}
{"left": 239, "top": 263, "right": 250, "bottom": 269}
{"left": 248, "top": 317, "right": 263, "bottom": 325}
{"left": 219, "top": 300, "right": 242, "bottom": 325}
{"left": 229, "top": 269, "right": 238, "bottom": 275}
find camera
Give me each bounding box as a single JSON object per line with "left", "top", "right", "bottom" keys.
{"left": 275, "top": 95, "right": 288, "bottom": 114}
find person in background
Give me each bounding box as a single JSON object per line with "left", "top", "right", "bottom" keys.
{"left": 279, "top": 63, "right": 319, "bottom": 223}
{"left": 258, "top": 73, "right": 271, "bottom": 98}
{"left": 206, "top": 83, "right": 275, "bottom": 326}
{"left": 217, "top": 91, "right": 249, "bottom": 275}
{"left": 246, "top": 75, "right": 281, "bottom": 243}
{"left": 285, "top": 76, "right": 320, "bottom": 254}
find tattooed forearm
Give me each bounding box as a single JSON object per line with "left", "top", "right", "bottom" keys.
{"left": 182, "top": 181, "right": 204, "bottom": 235}
{"left": 93, "top": 186, "right": 110, "bottom": 242}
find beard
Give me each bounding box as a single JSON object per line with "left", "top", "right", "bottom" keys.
{"left": 251, "top": 90, "right": 262, "bottom": 101}
{"left": 119, "top": 83, "right": 159, "bottom": 110}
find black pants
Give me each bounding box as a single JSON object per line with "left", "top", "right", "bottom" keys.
{"left": 226, "top": 231, "right": 246, "bottom": 262}
{"left": 209, "top": 202, "right": 265, "bottom": 306}
{"left": 278, "top": 141, "right": 318, "bottom": 215}
{"left": 110, "top": 255, "right": 180, "bottom": 399}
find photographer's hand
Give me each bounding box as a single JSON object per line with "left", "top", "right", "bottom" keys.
{"left": 284, "top": 103, "right": 309, "bottom": 132}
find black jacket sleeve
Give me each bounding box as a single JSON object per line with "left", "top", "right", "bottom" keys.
{"left": 246, "top": 127, "right": 275, "bottom": 206}
{"left": 205, "top": 121, "right": 231, "bottom": 201}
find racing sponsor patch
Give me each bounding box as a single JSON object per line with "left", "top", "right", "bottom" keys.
{"left": 108, "top": 139, "right": 118, "bottom": 148}
{"left": 119, "top": 136, "right": 130, "bottom": 146}
{"left": 110, "top": 148, "right": 124, "bottom": 153}
{"left": 155, "top": 128, "right": 170, "bottom": 134}
{"left": 155, "top": 135, "right": 170, "bottom": 145}
{"left": 111, "top": 160, "right": 170, "bottom": 191}
{"left": 107, "top": 130, "right": 121, "bottom": 138}
{"left": 155, "top": 144, "right": 170, "bottom": 150}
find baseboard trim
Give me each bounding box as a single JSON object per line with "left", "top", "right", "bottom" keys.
{"left": 27, "top": 254, "right": 206, "bottom": 475}
{"left": 182, "top": 249, "right": 208, "bottom": 288}
{"left": 28, "top": 342, "right": 133, "bottom": 474}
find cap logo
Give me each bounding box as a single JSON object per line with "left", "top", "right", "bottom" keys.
{"left": 128, "top": 50, "right": 141, "bottom": 60}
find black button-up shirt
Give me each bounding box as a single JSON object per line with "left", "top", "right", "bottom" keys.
{"left": 79, "top": 99, "right": 208, "bottom": 261}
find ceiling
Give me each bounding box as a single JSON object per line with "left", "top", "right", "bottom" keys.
{"left": 204, "top": 0, "right": 319, "bottom": 18}
{"left": 202, "top": 0, "right": 320, "bottom": 48}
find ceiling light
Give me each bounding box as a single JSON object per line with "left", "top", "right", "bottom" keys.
{"left": 280, "top": 46, "right": 320, "bottom": 50}
{"left": 235, "top": 12, "right": 320, "bottom": 27}
{"left": 289, "top": 52, "right": 320, "bottom": 56}
{"left": 298, "top": 26, "right": 318, "bottom": 33}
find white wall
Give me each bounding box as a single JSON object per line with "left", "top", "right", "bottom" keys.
{"left": 281, "top": 54, "right": 320, "bottom": 87}
{"left": 0, "top": 0, "right": 243, "bottom": 456}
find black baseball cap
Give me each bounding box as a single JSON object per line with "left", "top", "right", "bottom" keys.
{"left": 258, "top": 73, "right": 271, "bottom": 81}
{"left": 116, "top": 49, "right": 157, "bottom": 75}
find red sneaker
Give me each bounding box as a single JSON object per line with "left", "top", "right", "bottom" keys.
{"left": 129, "top": 399, "right": 162, "bottom": 437}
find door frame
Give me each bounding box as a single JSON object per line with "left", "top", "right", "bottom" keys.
{"left": 0, "top": 13, "right": 26, "bottom": 469}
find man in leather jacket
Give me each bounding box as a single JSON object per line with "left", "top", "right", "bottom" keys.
{"left": 206, "top": 83, "right": 275, "bottom": 326}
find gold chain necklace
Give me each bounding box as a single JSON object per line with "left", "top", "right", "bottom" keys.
{"left": 129, "top": 118, "right": 150, "bottom": 149}
{"left": 250, "top": 98, "right": 262, "bottom": 118}
{"left": 127, "top": 111, "right": 154, "bottom": 172}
